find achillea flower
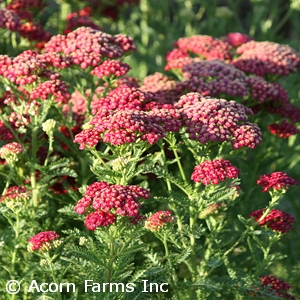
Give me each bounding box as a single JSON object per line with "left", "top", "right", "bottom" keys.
{"left": 174, "top": 35, "right": 233, "bottom": 61}
{"left": 257, "top": 172, "right": 298, "bottom": 192}
{"left": 145, "top": 211, "right": 174, "bottom": 231}
{"left": 84, "top": 210, "right": 116, "bottom": 230}
{"left": 64, "top": 9, "right": 101, "bottom": 34}
{"left": 165, "top": 57, "right": 201, "bottom": 71}
{"left": 246, "top": 75, "right": 289, "bottom": 106}
{"left": 6, "top": 0, "right": 46, "bottom": 12}
{"left": 249, "top": 209, "right": 295, "bottom": 233}
{"left": 191, "top": 158, "right": 240, "bottom": 185}
{"left": 181, "top": 59, "right": 249, "bottom": 97}
{"left": 91, "top": 60, "right": 131, "bottom": 78}
{"left": 19, "top": 21, "right": 51, "bottom": 42}
{"left": 114, "top": 76, "right": 140, "bottom": 88}
{"left": 231, "top": 122, "right": 262, "bottom": 149}
{"left": 199, "top": 202, "right": 227, "bottom": 219}
{"left": 0, "top": 186, "right": 30, "bottom": 203}
{"left": 0, "top": 9, "right": 21, "bottom": 31}
{"left": 140, "top": 72, "right": 183, "bottom": 104}
{"left": 28, "top": 231, "right": 61, "bottom": 252}
{"left": 267, "top": 102, "right": 300, "bottom": 124}
{"left": 0, "top": 142, "right": 24, "bottom": 163}
{"left": 175, "top": 93, "right": 262, "bottom": 148}
{"left": 226, "top": 32, "right": 252, "bottom": 47}
{"left": 73, "top": 128, "right": 101, "bottom": 150}
{"left": 30, "top": 80, "right": 70, "bottom": 103}
{"left": 91, "top": 86, "right": 157, "bottom": 113}
{"left": 232, "top": 41, "right": 300, "bottom": 76}
{"left": 165, "top": 48, "right": 190, "bottom": 62}
{"left": 260, "top": 276, "right": 296, "bottom": 300}
{"left": 44, "top": 27, "right": 135, "bottom": 69}
{"left": 0, "top": 121, "right": 15, "bottom": 141}
{"left": 74, "top": 181, "right": 151, "bottom": 230}
{"left": 268, "top": 120, "right": 299, "bottom": 138}
{"left": 37, "top": 52, "right": 73, "bottom": 69}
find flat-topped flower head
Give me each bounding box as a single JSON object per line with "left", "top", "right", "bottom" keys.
{"left": 140, "top": 72, "right": 183, "bottom": 104}
{"left": 0, "top": 142, "right": 24, "bottom": 164}
{"left": 145, "top": 211, "right": 174, "bottom": 231}
{"left": 44, "top": 27, "right": 135, "bottom": 69}
{"left": 74, "top": 181, "right": 151, "bottom": 230}
{"left": 0, "top": 9, "right": 21, "bottom": 32}
{"left": 175, "top": 92, "right": 262, "bottom": 148}
{"left": 28, "top": 231, "right": 61, "bottom": 252}
{"left": 0, "top": 186, "right": 30, "bottom": 209}
{"left": 30, "top": 79, "right": 70, "bottom": 103}
{"left": 257, "top": 172, "right": 298, "bottom": 193}
{"left": 91, "top": 86, "right": 157, "bottom": 113}
{"left": 191, "top": 159, "right": 240, "bottom": 185}
{"left": 174, "top": 35, "right": 233, "bottom": 61}
{"left": 246, "top": 75, "right": 289, "bottom": 105}
{"left": 268, "top": 120, "right": 299, "bottom": 138}
{"left": 260, "top": 276, "right": 295, "bottom": 300}
{"left": 91, "top": 60, "right": 131, "bottom": 79}
{"left": 232, "top": 41, "right": 300, "bottom": 76}
{"left": 75, "top": 109, "right": 168, "bottom": 148}
{"left": 181, "top": 59, "right": 249, "bottom": 97}
{"left": 249, "top": 209, "right": 295, "bottom": 233}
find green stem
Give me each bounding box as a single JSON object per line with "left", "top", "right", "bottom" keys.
{"left": 46, "top": 254, "right": 62, "bottom": 300}
{"left": 43, "top": 135, "right": 54, "bottom": 167}
{"left": 31, "top": 121, "right": 39, "bottom": 208}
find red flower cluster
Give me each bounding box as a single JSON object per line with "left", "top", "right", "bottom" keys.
{"left": 44, "top": 27, "right": 135, "bottom": 69}
{"left": 91, "top": 86, "right": 157, "bottom": 113}
{"left": 28, "top": 231, "right": 61, "bottom": 252}
{"left": 74, "top": 181, "right": 151, "bottom": 230}
{"left": 145, "top": 211, "right": 174, "bottom": 231}
{"left": 0, "top": 186, "right": 29, "bottom": 203}
{"left": 91, "top": 60, "right": 131, "bottom": 79}
{"left": 181, "top": 59, "right": 249, "bottom": 97}
{"left": 232, "top": 41, "right": 300, "bottom": 76}
{"left": 257, "top": 172, "right": 298, "bottom": 192}
{"left": 175, "top": 92, "right": 262, "bottom": 148}
{"left": 30, "top": 79, "right": 70, "bottom": 103}
{"left": 174, "top": 35, "right": 233, "bottom": 61}
{"left": 268, "top": 120, "right": 299, "bottom": 138}
{"left": 191, "top": 158, "right": 240, "bottom": 185}
{"left": 0, "top": 8, "right": 21, "bottom": 31}
{"left": 140, "top": 72, "right": 183, "bottom": 104}
{"left": 226, "top": 32, "right": 252, "bottom": 47}
{"left": 260, "top": 276, "right": 295, "bottom": 300}
{"left": 249, "top": 209, "right": 295, "bottom": 233}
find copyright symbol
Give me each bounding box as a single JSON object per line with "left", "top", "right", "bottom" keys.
{"left": 6, "top": 280, "right": 20, "bottom": 294}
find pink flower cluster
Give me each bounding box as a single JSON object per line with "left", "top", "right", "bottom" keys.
{"left": 28, "top": 231, "right": 61, "bottom": 252}
{"left": 181, "top": 59, "right": 249, "bottom": 97}
{"left": 249, "top": 209, "right": 295, "bottom": 233}
{"left": 257, "top": 172, "right": 298, "bottom": 192}
{"left": 174, "top": 35, "right": 233, "bottom": 61}
{"left": 44, "top": 27, "right": 135, "bottom": 69}
{"left": 91, "top": 86, "right": 157, "bottom": 113}
{"left": 268, "top": 120, "right": 299, "bottom": 138}
{"left": 74, "top": 181, "right": 151, "bottom": 230}
{"left": 0, "top": 142, "right": 24, "bottom": 159}
{"left": 0, "top": 8, "right": 21, "bottom": 31}
{"left": 30, "top": 79, "right": 70, "bottom": 103}
{"left": 232, "top": 41, "right": 300, "bottom": 76}
{"left": 175, "top": 92, "right": 262, "bottom": 148}
{"left": 260, "top": 276, "right": 295, "bottom": 300}
{"left": 225, "top": 32, "right": 252, "bottom": 47}
{"left": 91, "top": 60, "right": 131, "bottom": 79}
{"left": 140, "top": 72, "right": 184, "bottom": 104}
{"left": 145, "top": 211, "right": 174, "bottom": 231}
{"left": 191, "top": 159, "right": 240, "bottom": 185}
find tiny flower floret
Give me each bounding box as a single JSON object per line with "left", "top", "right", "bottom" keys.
{"left": 191, "top": 158, "right": 240, "bottom": 185}
{"left": 257, "top": 172, "right": 298, "bottom": 192}
{"left": 268, "top": 121, "right": 299, "bottom": 138}
{"left": 28, "top": 231, "right": 61, "bottom": 252}
{"left": 145, "top": 211, "right": 174, "bottom": 231}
